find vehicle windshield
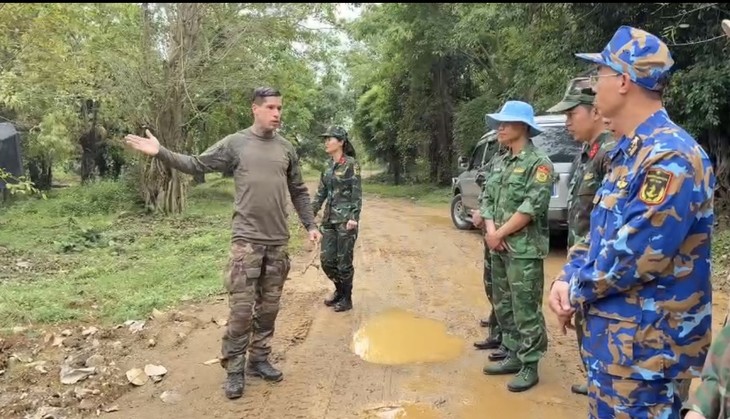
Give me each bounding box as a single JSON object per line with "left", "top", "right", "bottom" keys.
{"left": 531, "top": 126, "right": 581, "bottom": 163}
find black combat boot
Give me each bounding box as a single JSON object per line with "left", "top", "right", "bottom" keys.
{"left": 488, "top": 345, "right": 509, "bottom": 362}
{"left": 224, "top": 372, "right": 245, "bottom": 399}
{"left": 473, "top": 335, "right": 501, "bottom": 350}
{"left": 223, "top": 354, "right": 246, "bottom": 399}
{"left": 324, "top": 283, "right": 343, "bottom": 307}
{"left": 333, "top": 282, "right": 352, "bottom": 312}
{"left": 246, "top": 360, "right": 283, "bottom": 382}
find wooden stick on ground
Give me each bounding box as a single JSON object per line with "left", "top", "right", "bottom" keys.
{"left": 300, "top": 241, "right": 321, "bottom": 275}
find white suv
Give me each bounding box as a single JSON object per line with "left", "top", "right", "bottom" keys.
{"left": 450, "top": 114, "right": 580, "bottom": 233}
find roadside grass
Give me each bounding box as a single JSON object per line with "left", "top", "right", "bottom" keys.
{"left": 362, "top": 173, "right": 451, "bottom": 206}
{"left": 4, "top": 164, "right": 728, "bottom": 329}
{"left": 712, "top": 227, "right": 730, "bottom": 290}
{"left": 0, "top": 173, "right": 307, "bottom": 328}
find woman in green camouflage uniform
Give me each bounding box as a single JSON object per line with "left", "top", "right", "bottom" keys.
{"left": 312, "top": 126, "right": 363, "bottom": 312}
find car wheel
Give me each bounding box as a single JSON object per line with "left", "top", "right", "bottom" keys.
{"left": 450, "top": 193, "right": 473, "bottom": 230}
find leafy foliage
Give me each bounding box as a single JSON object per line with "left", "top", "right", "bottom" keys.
{"left": 347, "top": 2, "right": 730, "bottom": 204}
{"left": 0, "top": 3, "right": 351, "bottom": 211}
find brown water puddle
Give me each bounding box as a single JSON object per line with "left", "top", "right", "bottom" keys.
{"left": 352, "top": 308, "right": 464, "bottom": 365}
{"left": 401, "top": 368, "right": 584, "bottom": 419}
{"left": 363, "top": 404, "right": 440, "bottom": 419}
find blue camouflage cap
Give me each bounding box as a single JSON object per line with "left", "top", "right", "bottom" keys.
{"left": 575, "top": 26, "right": 674, "bottom": 92}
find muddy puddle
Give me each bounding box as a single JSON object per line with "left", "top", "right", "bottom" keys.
{"left": 352, "top": 308, "right": 464, "bottom": 365}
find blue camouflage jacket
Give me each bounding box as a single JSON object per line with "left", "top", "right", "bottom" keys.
{"left": 560, "top": 108, "right": 715, "bottom": 380}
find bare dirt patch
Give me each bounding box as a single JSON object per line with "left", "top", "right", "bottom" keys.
{"left": 2, "top": 188, "right": 728, "bottom": 419}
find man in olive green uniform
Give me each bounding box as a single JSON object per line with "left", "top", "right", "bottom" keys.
{"left": 479, "top": 100, "right": 554, "bottom": 392}
{"left": 682, "top": 322, "right": 730, "bottom": 419}
{"left": 472, "top": 137, "right": 507, "bottom": 353}
{"left": 312, "top": 126, "right": 363, "bottom": 312}
{"left": 546, "top": 77, "right": 615, "bottom": 396}
{"left": 124, "top": 87, "right": 321, "bottom": 400}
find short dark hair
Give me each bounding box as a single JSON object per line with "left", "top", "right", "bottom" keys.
{"left": 251, "top": 87, "right": 281, "bottom": 104}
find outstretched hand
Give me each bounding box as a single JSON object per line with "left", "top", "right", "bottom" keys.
{"left": 124, "top": 129, "right": 161, "bottom": 156}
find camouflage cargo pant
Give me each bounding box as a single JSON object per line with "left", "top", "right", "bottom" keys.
{"left": 577, "top": 313, "right": 692, "bottom": 403}
{"left": 481, "top": 230, "right": 501, "bottom": 340}
{"left": 576, "top": 307, "right": 586, "bottom": 370}
{"left": 220, "top": 240, "right": 291, "bottom": 373}
{"left": 491, "top": 254, "right": 547, "bottom": 364}
{"left": 587, "top": 370, "right": 684, "bottom": 418}
{"left": 320, "top": 223, "right": 358, "bottom": 291}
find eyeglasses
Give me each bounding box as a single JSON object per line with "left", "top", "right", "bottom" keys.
{"left": 588, "top": 73, "right": 620, "bottom": 87}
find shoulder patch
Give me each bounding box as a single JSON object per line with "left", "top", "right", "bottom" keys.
{"left": 639, "top": 168, "right": 672, "bottom": 205}
{"left": 535, "top": 165, "right": 551, "bottom": 183}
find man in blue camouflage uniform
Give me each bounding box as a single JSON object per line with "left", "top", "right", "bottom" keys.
{"left": 547, "top": 26, "right": 715, "bottom": 418}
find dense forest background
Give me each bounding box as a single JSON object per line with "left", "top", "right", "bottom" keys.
{"left": 1, "top": 3, "right": 728, "bottom": 211}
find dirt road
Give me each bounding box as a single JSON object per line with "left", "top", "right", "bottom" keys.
{"left": 103, "top": 189, "right": 595, "bottom": 419}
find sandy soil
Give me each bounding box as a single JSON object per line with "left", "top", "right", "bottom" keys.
{"left": 2, "top": 184, "right": 728, "bottom": 419}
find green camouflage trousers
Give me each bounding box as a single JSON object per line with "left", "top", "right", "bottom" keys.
{"left": 220, "top": 240, "right": 291, "bottom": 373}
{"left": 491, "top": 254, "right": 547, "bottom": 364}
{"left": 320, "top": 223, "right": 358, "bottom": 292}
{"left": 482, "top": 235, "right": 501, "bottom": 340}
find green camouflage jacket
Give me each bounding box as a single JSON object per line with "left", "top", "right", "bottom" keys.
{"left": 566, "top": 131, "right": 616, "bottom": 247}
{"left": 682, "top": 323, "right": 730, "bottom": 418}
{"left": 312, "top": 155, "right": 363, "bottom": 225}
{"left": 480, "top": 142, "right": 555, "bottom": 259}
{"left": 476, "top": 140, "right": 507, "bottom": 205}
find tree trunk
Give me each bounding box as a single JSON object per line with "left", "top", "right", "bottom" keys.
{"left": 390, "top": 153, "right": 402, "bottom": 185}
{"left": 80, "top": 132, "right": 97, "bottom": 183}
{"left": 139, "top": 3, "right": 203, "bottom": 214}
{"left": 79, "top": 99, "right": 101, "bottom": 184}
{"left": 95, "top": 143, "right": 109, "bottom": 178}
{"left": 27, "top": 157, "right": 53, "bottom": 190}
{"left": 192, "top": 173, "right": 205, "bottom": 184}
{"left": 431, "top": 56, "right": 455, "bottom": 186}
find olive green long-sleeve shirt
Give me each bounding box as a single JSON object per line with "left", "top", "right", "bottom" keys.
{"left": 155, "top": 127, "right": 317, "bottom": 246}
{"left": 480, "top": 142, "right": 554, "bottom": 259}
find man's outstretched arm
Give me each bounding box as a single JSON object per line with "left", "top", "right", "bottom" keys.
{"left": 125, "top": 129, "right": 236, "bottom": 175}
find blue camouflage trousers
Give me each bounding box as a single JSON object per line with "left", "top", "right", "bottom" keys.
{"left": 587, "top": 370, "right": 684, "bottom": 419}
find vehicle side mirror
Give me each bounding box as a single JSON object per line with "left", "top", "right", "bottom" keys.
{"left": 458, "top": 156, "right": 469, "bottom": 171}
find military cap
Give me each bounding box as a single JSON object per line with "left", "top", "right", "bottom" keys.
{"left": 319, "top": 125, "right": 348, "bottom": 142}
{"left": 575, "top": 26, "right": 674, "bottom": 92}
{"left": 546, "top": 77, "right": 595, "bottom": 113}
